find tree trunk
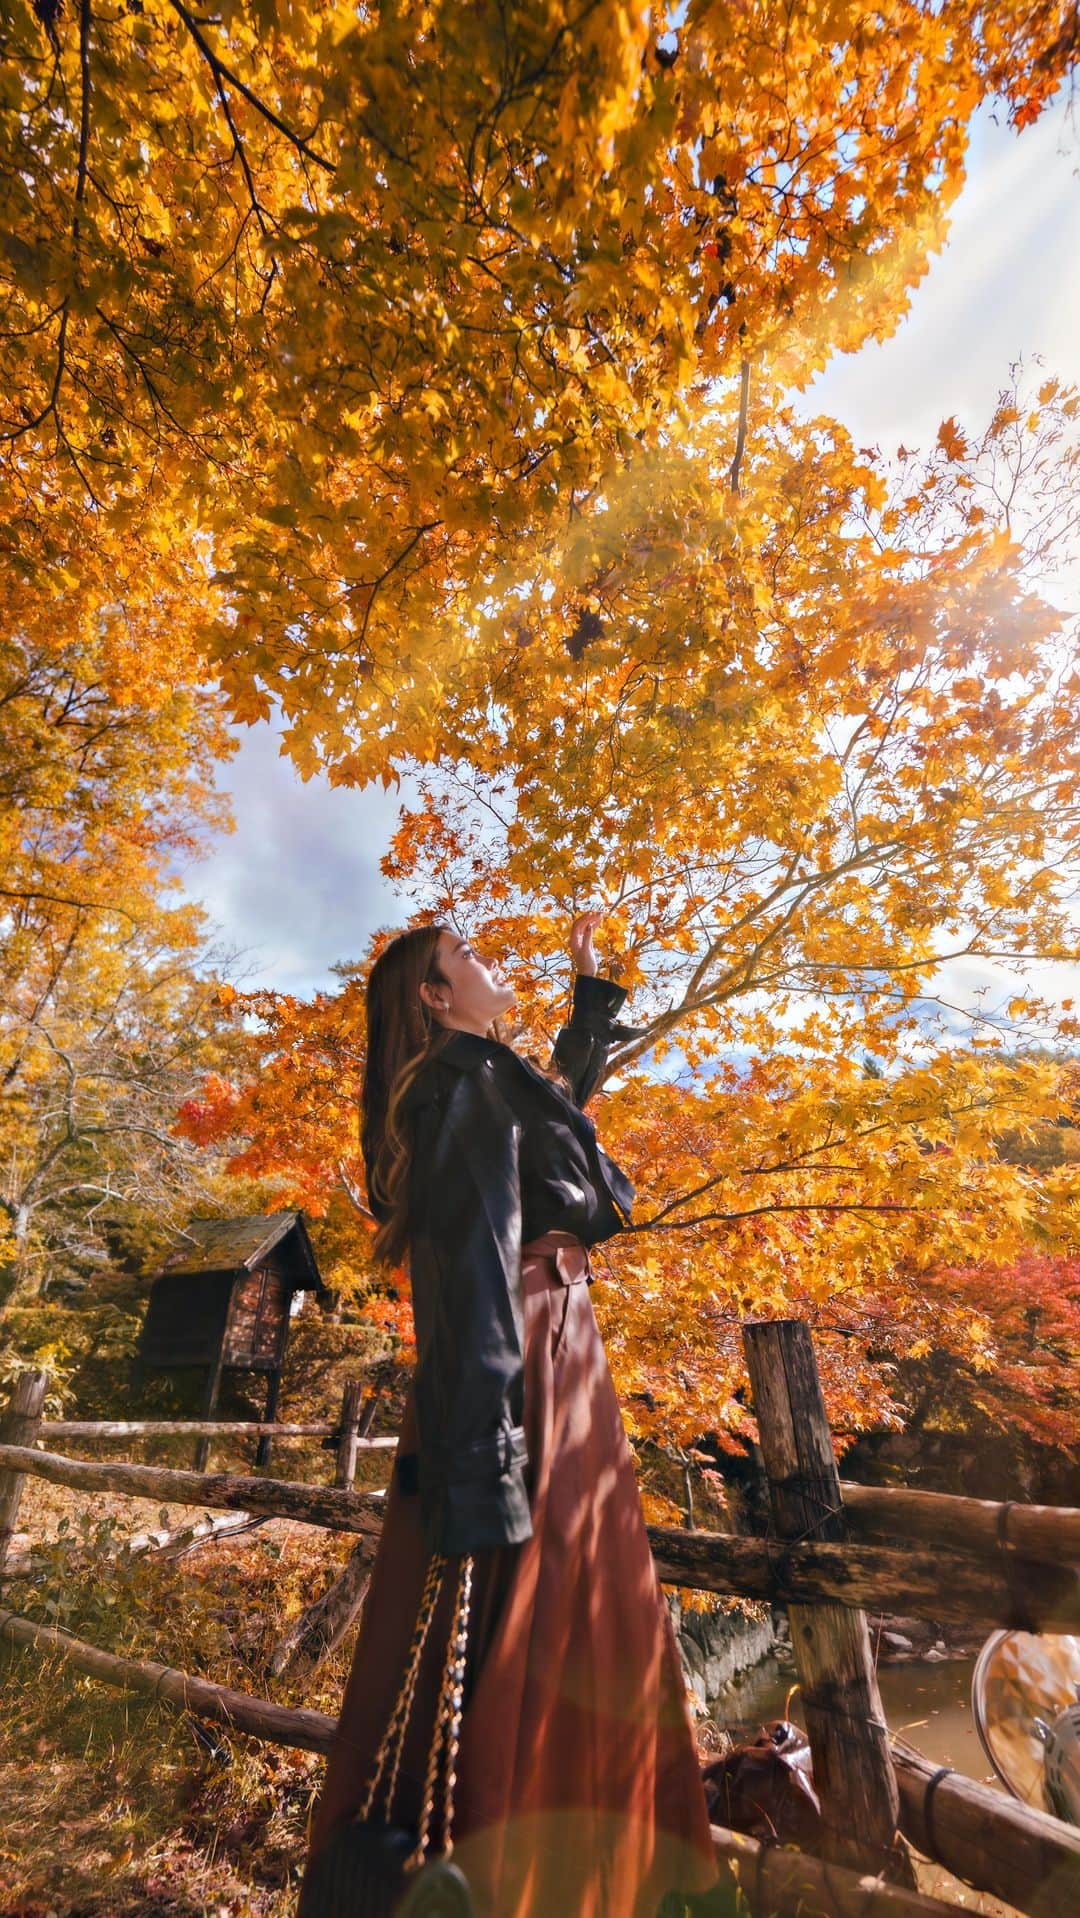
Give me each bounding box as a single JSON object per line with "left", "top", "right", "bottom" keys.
{"left": 0, "top": 1209, "right": 44, "bottom": 1311}
{"left": 0, "top": 1371, "right": 47, "bottom": 1571}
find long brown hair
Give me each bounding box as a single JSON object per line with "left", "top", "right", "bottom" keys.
{"left": 362, "top": 922, "right": 507, "bottom": 1270}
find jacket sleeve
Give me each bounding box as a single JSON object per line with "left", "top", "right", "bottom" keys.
{"left": 551, "top": 971, "right": 648, "bottom": 1109}
{"left": 406, "top": 1077, "right": 533, "bottom": 1556}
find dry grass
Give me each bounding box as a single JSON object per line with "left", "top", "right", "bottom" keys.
{"left": 1, "top": 1478, "right": 1033, "bottom": 1918}
{"left": 1, "top": 1477, "right": 358, "bottom": 1916}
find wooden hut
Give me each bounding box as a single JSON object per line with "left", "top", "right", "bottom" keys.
{"left": 134, "top": 1212, "right": 329, "bottom": 1466}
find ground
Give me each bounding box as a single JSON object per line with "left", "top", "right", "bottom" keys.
{"left": 0, "top": 1476, "right": 1028, "bottom": 1917}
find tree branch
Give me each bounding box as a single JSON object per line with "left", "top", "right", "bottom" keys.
{"left": 168, "top": 0, "right": 336, "bottom": 174}
{"left": 728, "top": 356, "right": 751, "bottom": 495}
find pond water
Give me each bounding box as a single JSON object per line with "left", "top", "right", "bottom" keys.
{"left": 713, "top": 1649, "right": 1003, "bottom": 1790}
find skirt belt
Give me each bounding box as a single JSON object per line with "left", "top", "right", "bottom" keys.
{"left": 520, "top": 1229, "right": 592, "bottom": 1295}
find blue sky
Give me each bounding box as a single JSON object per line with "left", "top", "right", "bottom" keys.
{"left": 172, "top": 94, "right": 1080, "bottom": 1006}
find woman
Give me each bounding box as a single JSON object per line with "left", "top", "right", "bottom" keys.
{"left": 300, "top": 912, "right": 724, "bottom": 1916}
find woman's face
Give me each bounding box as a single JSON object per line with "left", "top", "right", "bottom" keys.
{"left": 420, "top": 929, "right": 517, "bottom": 1034}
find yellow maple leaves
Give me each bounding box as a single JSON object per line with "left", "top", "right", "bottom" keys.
{"left": 4, "top": 2, "right": 1078, "bottom": 790}
{"left": 3, "top": 4, "right": 1079, "bottom": 1450}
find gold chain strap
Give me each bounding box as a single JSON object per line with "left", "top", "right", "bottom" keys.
{"left": 354, "top": 1549, "right": 475, "bottom": 1875}
{"left": 357, "top": 1553, "right": 445, "bottom": 1823}
{"left": 405, "top": 1552, "right": 473, "bottom": 1870}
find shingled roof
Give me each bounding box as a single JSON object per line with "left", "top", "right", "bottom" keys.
{"left": 148, "top": 1211, "right": 326, "bottom": 1295}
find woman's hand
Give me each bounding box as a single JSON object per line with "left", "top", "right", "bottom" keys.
{"left": 568, "top": 909, "right": 603, "bottom": 977}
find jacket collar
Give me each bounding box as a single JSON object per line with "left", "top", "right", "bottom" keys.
{"left": 399, "top": 1030, "right": 506, "bottom": 1112}
{"left": 437, "top": 1030, "right": 567, "bottom": 1096}
{"left": 436, "top": 1028, "right": 506, "bottom": 1072}
{"left": 405, "top": 1029, "right": 592, "bottom": 1128}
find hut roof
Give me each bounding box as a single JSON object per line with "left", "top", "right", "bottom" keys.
{"left": 147, "top": 1211, "right": 327, "bottom": 1295}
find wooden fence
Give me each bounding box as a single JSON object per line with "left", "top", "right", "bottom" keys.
{"left": 2, "top": 1323, "right": 1079, "bottom": 1917}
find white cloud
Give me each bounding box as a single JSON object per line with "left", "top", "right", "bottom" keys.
{"left": 170, "top": 716, "right": 422, "bottom": 997}
{"left": 799, "top": 95, "right": 1080, "bottom": 454}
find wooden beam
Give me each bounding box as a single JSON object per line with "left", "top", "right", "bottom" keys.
{"left": 0, "top": 1609, "right": 336, "bottom": 1754}
{"left": 39, "top": 1420, "right": 395, "bottom": 1444}
{"left": 269, "top": 1535, "right": 376, "bottom": 1679}
{"left": 648, "top": 1526, "right": 1080, "bottom": 1629}
{"left": 840, "top": 1482, "right": 1080, "bottom": 1565}
{"left": 892, "top": 1737, "right": 1080, "bottom": 1918}
{"left": 256, "top": 1368, "right": 281, "bottom": 1470}
{"left": 711, "top": 1822, "right": 976, "bottom": 1918}
{"left": 4, "top": 1441, "right": 1079, "bottom": 1627}
{"left": 0, "top": 1443, "right": 385, "bottom": 1535}
{"left": 743, "top": 1320, "right": 911, "bottom": 1883}
{"left": 357, "top": 1370, "right": 389, "bottom": 1441}
{"left": 194, "top": 1350, "right": 224, "bottom": 1472}
{"left": 126, "top": 1512, "right": 265, "bottom": 1560}
{"left": 0, "top": 1371, "right": 47, "bottom": 1574}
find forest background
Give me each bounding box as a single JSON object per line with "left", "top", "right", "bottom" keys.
{"left": 2, "top": 3, "right": 1080, "bottom": 1910}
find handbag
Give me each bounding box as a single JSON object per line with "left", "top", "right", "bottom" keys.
{"left": 298, "top": 1551, "right": 478, "bottom": 1918}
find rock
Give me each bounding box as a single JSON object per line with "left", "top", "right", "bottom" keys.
{"left": 668, "top": 1596, "right": 787, "bottom": 1706}
{"left": 880, "top": 1630, "right": 915, "bottom": 1655}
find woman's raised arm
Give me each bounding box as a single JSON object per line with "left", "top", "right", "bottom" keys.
{"left": 550, "top": 910, "right": 647, "bottom": 1108}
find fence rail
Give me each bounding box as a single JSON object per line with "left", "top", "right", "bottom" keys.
{"left": 839, "top": 1481, "right": 1080, "bottom": 1564}
{"left": 4, "top": 1327, "right": 1080, "bottom": 1916}
{"left": 7, "top": 1440, "right": 1078, "bottom": 1631}
{"left": 891, "top": 1737, "right": 1080, "bottom": 1916}
{"left": 0, "top": 1608, "right": 336, "bottom": 1754}
{"left": 650, "top": 1524, "right": 1080, "bottom": 1630}
{"left": 709, "top": 1818, "right": 1031, "bottom": 1918}
{"left": 38, "top": 1419, "right": 396, "bottom": 1445}
{"left": 0, "top": 1442, "right": 385, "bottom": 1551}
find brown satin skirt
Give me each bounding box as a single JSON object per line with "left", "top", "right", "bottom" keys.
{"left": 300, "top": 1231, "right": 720, "bottom": 1916}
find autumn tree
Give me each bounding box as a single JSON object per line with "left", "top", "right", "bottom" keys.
{"left": 0, "top": 896, "right": 257, "bottom": 1306}
{"left": 1, "top": 572, "right": 233, "bottom": 962}
{"left": 180, "top": 363, "right": 1080, "bottom": 1468}
{"left": 5, "top": 4, "right": 1080, "bottom": 1471}
{"left": 0, "top": 602, "right": 244, "bottom": 1302}
{"left": 890, "top": 1254, "right": 1080, "bottom": 1465}
{"left": 3, "top": 1, "right": 1078, "bottom": 774}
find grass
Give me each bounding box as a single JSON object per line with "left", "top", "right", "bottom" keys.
{"left": 1, "top": 1474, "right": 1029, "bottom": 1918}
{"left": 1, "top": 1473, "right": 361, "bottom": 1917}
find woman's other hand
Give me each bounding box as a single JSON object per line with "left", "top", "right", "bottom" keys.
{"left": 569, "top": 909, "right": 603, "bottom": 978}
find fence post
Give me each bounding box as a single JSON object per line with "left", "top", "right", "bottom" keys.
{"left": 742, "top": 1320, "right": 912, "bottom": 1883}
{"left": 193, "top": 1352, "right": 224, "bottom": 1473}
{"left": 0, "top": 1370, "right": 48, "bottom": 1574}
{"left": 333, "top": 1379, "right": 364, "bottom": 1490}
{"left": 255, "top": 1369, "right": 281, "bottom": 1471}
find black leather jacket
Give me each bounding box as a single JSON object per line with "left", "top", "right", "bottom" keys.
{"left": 392, "top": 973, "right": 644, "bottom": 1556}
